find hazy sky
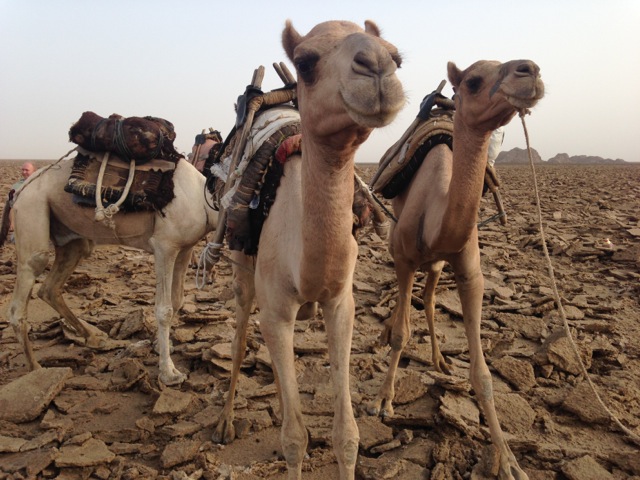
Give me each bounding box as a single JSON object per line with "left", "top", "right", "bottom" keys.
{"left": 1, "top": 1, "right": 639, "bottom": 163}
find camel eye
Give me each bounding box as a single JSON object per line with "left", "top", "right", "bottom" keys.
{"left": 295, "top": 53, "right": 319, "bottom": 84}
{"left": 465, "top": 76, "right": 483, "bottom": 93}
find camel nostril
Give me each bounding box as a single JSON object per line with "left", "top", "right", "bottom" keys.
{"left": 353, "top": 51, "right": 376, "bottom": 75}
{"left": 515, "top": 61, "right": 538, "bottom": 77}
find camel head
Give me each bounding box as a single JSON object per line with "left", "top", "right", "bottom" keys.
{"left": 447, "top": 59, "right": 544, "bottom": 131}
{"left": 282, "top": 20, "right": 405, "bottom": 144}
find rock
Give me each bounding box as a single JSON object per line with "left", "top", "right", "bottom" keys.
{"left": 437, "top": 290, "right": 463, "bottom": 317}
{"left": 439, "top": 391, "right": 481, "bottom": 437}
{"left": 357, "top": 415, "right": 394, "bottom": 450}
{"left": 160, "top": 439, "right": 201, "bottom": 468}
{"left": 153, "top": 388, "right": 194, "bottom": 415}
{"left": 393, "top": 370, "right": 429, "bottom": 404}
{"left": 55, "top": 437, "right": 116, "bottom": 467}
{"left": 0, "top": 434, "right": 26, "bottom": 453}
{"left": 0, "top": 447, "right": 58, "bottom": 477}
{"left": 493, "top": 393, "right": 536, "bottom": 434}
{"left": 0, "top": 367, "right": 72, "bottom": 423}
{"left": 539, "top": 330, "right": 592, "bottom": 375}
{"left": 561, "top": 455, "right": 614, "bottom": 480}
{"left": 561, "top": 381, "right": 610, "bottom": 423}
{"left": 492, "top": 356, "right": 536, "bottom": 391}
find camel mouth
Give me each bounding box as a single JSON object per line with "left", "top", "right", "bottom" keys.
{"left": 506, "top": 95, "right": 541, "bottom": 110}
{"left": 502, "top": 76, "right": 545, "bottom": 111}
{"left": 341, "top": 79, "right": 406, "bottom": 128}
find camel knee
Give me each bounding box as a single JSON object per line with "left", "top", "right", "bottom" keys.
{"left": 28, "top": 250, "right": 50, "bottom": 277}
{"left": 232, "top": 278, "right": 254, "bottom": 309}
{"left": 156, "top": 305, "right": 174, "bottom": 329}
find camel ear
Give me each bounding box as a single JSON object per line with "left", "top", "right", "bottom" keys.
{"left": 364, "top": 20, "right": 381, "bottom": 37}
{"left": 447, "top": 61, "right": 463, "bottom": 89}
{"left": 282, "top": 20, "right": 302, "bottom": 62}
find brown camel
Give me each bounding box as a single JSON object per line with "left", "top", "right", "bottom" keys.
{"left": 215, "top": 19, "right": 404, "bottom": 479}
{"left": 1, "top": 156, "right": 219, "bottom": 386}
{"left": 368, "top": 60, "right": 544, "bottom": 479}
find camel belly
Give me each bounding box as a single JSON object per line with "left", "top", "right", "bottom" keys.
{"left": 50, "top": 197, "right": 155, "bottom": 249}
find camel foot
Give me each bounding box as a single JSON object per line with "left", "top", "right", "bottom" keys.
{"left": 471, "top": 444, "right": 529, "bottom": 480}
{"left": 159, "top": 368, "right": 187, "bottom": 386}
{"left": 62, "top": 322, "right": 127, "bottom": 351}
{"left": 212, "top": 415, "right": 236, "bottom": 444}
{"left": 366, "top": 397, "right": 394, "bottom": 418}
{"left": 434, "top": 354, "right": 452, "bottom": 375}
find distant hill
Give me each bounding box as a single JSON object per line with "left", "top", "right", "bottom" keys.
{"left": 495, "top": 147, "right": 543, "bottom": 164}
{"left": 496, "top": 148, "right": 628, "bottom": 165}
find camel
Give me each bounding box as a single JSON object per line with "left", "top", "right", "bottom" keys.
{"left": 214, "top": 19, "right": 404, "bottom": 480}
{"left": 368, "top": 59, "right": 544, "bottom": 479}
{"left": 0, "top": 155, "right": 219, "bottom": 386}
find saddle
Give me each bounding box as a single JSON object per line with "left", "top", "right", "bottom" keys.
{"left": 211, "top": 108, "right": 376, "bottom": 255}
{"left": 69, "top": 111, "right": 182, "bottom": 164}
{"left": 64, "top": 147, "right": 177, "bottom": 214}
{"left": 371, "top": 108, "right": 454, "bottom": 199}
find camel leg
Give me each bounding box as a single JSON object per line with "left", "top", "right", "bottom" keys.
{"left": 213, "top": 251, "right": 255, "bottom": 444}
{"left": 422, "top": 261, "right": 451, "bottom": 374}
{"left": 171, "top": 247, "right": 193, "bottom": 313}
{"left": 258, "top": 301, "right": 306, "bottom": 479}
{"left": 150, "top": 242, "right": 186, "bottom": 386}
{"left": 367, "top": 260, "right": 415, "bottom": 418}
{"left": 322, "top": 295, "right": 359, "bottom": 480}
{"left": 38, "top": 239, "right": 110, "bottom": 348}
{"left": 451, "top": 242, "right": 528, "bottom": 480}
{"left": 8, "top": 246, "right": 51, "bottom": 371}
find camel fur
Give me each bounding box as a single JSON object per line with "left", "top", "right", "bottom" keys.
{"left": 213, "top": 19, "right": 404, "bottom": 480}
{"left": 1, "top": 156, "right": 219, "bottom": 386}
{"left": 367, "top": 59, "right": 544, "bottom": 480}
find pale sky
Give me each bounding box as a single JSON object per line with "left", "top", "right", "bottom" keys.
{"left": 1, "top": 0, "right": 639, "bottom": 163}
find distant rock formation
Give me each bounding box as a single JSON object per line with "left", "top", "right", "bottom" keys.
{"left": 546, "top": 153, "right": 627, "bottom": 164}
{"left": 495, "top": 147, "right": 542, "bottom": 164}
{"left": 496, "top": 148, "right": 628, "bottom": 165}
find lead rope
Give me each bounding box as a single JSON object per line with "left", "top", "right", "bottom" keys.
{"left": 519, "top": 110, "right": 640, "bottom": 447}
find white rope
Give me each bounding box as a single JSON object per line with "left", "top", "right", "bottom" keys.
{"left": 519, "top": 110, "right": 640, "bottom": 447}
{"left": 94, "top": 153, "right": 136, "bottom": 230}
{"left": 195, "top": 242, "right": 223, "bottom": 289}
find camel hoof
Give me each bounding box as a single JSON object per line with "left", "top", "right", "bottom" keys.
{"left": 212, "top": 418, "right": 236, "bottom": 444}
{"left": 366, "top": 398, "right": 394, "bottom": 418}
{"left": 159, "top": 369, "right": 187, "bottom": 386}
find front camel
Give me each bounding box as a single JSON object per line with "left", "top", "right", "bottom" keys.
{"left": 369, "top": 59, "right": 544, "bottom": 479}
{"left": 218, "top": 19, "right": 404, "bottom": 480}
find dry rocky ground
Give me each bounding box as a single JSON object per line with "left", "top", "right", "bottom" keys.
{"left": 0, "top": 160, "right": 639, "bottom": 479}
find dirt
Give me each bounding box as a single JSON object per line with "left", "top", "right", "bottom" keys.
{"left": 0, "top": 160, "right": 639, "bottom": 479}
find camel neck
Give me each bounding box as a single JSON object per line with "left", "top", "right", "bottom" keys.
{"left": 437, "top": 118, "right": 491, "bottom": 250}
{"left": 298, "top": 138, "right": 357, "bottom": 299}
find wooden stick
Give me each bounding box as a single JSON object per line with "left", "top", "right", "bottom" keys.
{"left": 211, "top": 66, "right": 266, "bottom": 248}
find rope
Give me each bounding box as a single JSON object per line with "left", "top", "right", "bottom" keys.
{"left": 519, "top": 110, "right": 640, "bottom": 447}
{"left": 94, "top": 152, "right": 137, "bottom": 229}
{"left": 195, "top": 241, "right": 255, "bottom": 290}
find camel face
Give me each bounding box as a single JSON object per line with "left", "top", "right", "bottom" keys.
{"left": 283, "top": 20, "right": 405, "bottom": 138}
{"left": 448, "top": 59, "right": 544, "bottom": 130}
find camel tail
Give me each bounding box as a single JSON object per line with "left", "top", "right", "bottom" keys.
{"left": 0, "top": 198, "right": 11, "bottom": 247}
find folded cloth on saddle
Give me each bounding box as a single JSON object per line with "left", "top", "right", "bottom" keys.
{"left": 64, "top": 148, "right": 177, "bottom": 213}
{"left": 371, "top": 109, "right": 454, "bottom": 199}
{"left": 69, "top": 111, "right": 182, "bottom": 164}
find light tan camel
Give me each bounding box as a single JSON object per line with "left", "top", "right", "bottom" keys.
{"left": 368, "top": 59, "right": 544, "bottom": 479}
{"left": 0, "top": 157, "right": 219, "bottom": 386}
{"left": 215, "top": 20, "right": 404, "bottom": 479}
